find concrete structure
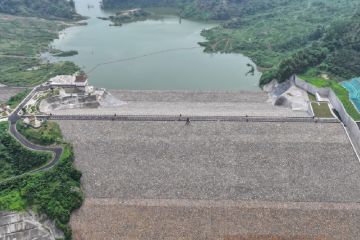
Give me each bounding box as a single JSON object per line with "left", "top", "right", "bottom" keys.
{"left": 38, "top": 87, "right": 124, "bottom": 112}
{"left": 4, "top": 83, "right": 359, "bottom": 239}
{"left": 294, "top": 75, "right": 360, "bottom": 156}
{"left": 48, "top": 74, "right": 88, "bottom": 88}
{"left": 23, "top": 115, "right": 42, "bottom": 128}
{"left": 43, "top": 90, "right": 310, "bottom": 117}
{"left": 0, "top": 211, "right": 63, "bottom": 240}
{"left": 57, "top": 119, "right": 360, "bottom": 239}
{"left": 263, "top": 80, "right": 310, "bottom": 113}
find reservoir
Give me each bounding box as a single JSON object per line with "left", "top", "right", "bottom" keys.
{"left": 52, "top": 0, "right": 261, "bottom": 91}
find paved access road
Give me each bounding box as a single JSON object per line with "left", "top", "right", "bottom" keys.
{"left": 9, "top": 123, "right": 63, "bottom": 171}
{"left": 35, "top": 114, "right": 339, "bottom": 123}
{"left": 0, "top": 122, "right": 63, "bottom": 184}
{"left": 1, "top": 85, "right": 62, "bottom": 184}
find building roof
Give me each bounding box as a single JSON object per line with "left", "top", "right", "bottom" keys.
{"left": 75, "top": 75, "right": 88, "bottom": 83}
{"left": 49, "top": 75, "right": 76, "bottom": 85}
{"left": 49, "top": 74, "right": 88, "bottom": 86}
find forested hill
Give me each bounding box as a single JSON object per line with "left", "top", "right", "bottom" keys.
{"left": 0, "top": 0, "right": 79, "bottom": 19}
{"left": 101, "top": 0, "right": 189, "bottom": 12}
{"left": 101, "top": 0, "right": 294, "bottom": 20}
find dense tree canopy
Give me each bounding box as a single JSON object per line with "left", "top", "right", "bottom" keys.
{"left": 260, "top": 13, "right": 360, "bottom": 85}
{"left": 101, "top": 0, "right": 294, "bottom": 20}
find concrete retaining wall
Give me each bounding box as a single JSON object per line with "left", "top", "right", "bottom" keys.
{"left": 293, "top": 75, "right": 360, "bottom": 155}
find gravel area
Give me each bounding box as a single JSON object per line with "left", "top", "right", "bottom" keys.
{"left": 59, "top": 121, "right": 359, "bottom": 202}
{"left": 48, "top": 90, "right": 309, "bottom": 117}
{"left": 71, "top": 199, "right": 360, "bottom": 240}
{"left": 60, "top": 120, "right": 360, "bottom": 239}
{"left": 109, "top": 90, "right": 270, "bottom": 102}
{"left": 0, "top": 87, "right": 24, "bottom": 102}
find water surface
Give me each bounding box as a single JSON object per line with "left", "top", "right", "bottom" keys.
{"left": 52, "top": 0, "right": 261, "bottom": 91}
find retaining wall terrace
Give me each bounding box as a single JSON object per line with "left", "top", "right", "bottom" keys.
{"left": 293, "top": 75, "right": 360, "bottom": 155}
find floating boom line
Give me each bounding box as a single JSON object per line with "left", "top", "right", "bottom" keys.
{"left": 86, "top": 46, "right": 202, "bottom": 74}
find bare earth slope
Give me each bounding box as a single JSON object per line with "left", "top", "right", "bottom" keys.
{"left": 0, "top": 87, "right": 23, "bottom": 102}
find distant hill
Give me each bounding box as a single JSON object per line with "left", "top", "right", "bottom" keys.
{"left": 102, "top": 0, "right": 360, "bottom": 83}
{"left": 101, "top": 0, "right": 187, "bottom": 8}
{"left": 101, "top": 0, "right": 293, "bottom": 20}
{"left": 101, "top": 0, "right": 190, "bottom": 15}
{"left": 0, "top": 0, "right": 80, "bottom": 19}
{"left": 320, "top": 13, "right": 360, "bottom": 79}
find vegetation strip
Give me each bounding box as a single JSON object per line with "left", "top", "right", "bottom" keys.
{"left": 299, "top": 75, "right": 360, "bottom": 120}
{"left": 311, "top": 102, "right": 334, "bottom": 119}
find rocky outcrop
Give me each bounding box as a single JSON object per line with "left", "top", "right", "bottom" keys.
{"left": 264, "top": 79, "right": 310, "bottom": 113}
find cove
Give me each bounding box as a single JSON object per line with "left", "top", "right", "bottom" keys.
{"left": 51, "top": 0, "right": 261, "bottom": 91}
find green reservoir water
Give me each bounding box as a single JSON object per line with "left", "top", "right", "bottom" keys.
{"left": 52, "top": 0, "right": 261, "bottom": 91}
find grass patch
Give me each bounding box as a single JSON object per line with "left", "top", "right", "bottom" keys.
{"left": 0, "top": 15, "right": 64, "bottom": 56}
{"left": 311, "top": 102, "right": 333, "bottom": 118}
{"left": 299, "top": 74, "right": 331, "bottom": 88}
{"left": 0, "top": 58, "right": 80, "bottom": 87}
{"left": 0, "top": 15, "right": 80, "bottom": 86}
{"left": 53, "top": 50, "right": 78, "bottom": 57}
{"left": 0, "top": 190, "right": 26, "bottom": 211}
{"left": 6, "top": 88, "right": 31, "bottom": 109}
{"left": 308, "top": 93, "right": 317, "bottom": 102}
{"left": 331, "top": 82, "right": 360, "bottom": 121}
{"left": 17, "top": 120, "right": 63, "bottom": 146}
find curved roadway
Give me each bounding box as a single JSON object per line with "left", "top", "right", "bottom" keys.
{"left": 1, "top": 85, "right": 63, "bottom": 184}
{"left": 0, "top": 122, "right": 63, "bottom": 184}
{"left": 9, "top": 123, "right": 63, "bottom": 172}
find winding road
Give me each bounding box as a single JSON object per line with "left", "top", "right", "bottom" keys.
{"left": 0, "top": 122, "right": 63, "bottom": 184}
{"left": 9, "top": 123, "right": 63, "bottom": 171}
{"left": 1, "top": 85, "right": 63, "bottom": 184}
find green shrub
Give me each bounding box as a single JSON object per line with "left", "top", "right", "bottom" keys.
{"left": 7, "top": 89, "right": 31, "bottom": 109}
{"left": 17, "top": 121, "right": 63, "bottom": 146}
